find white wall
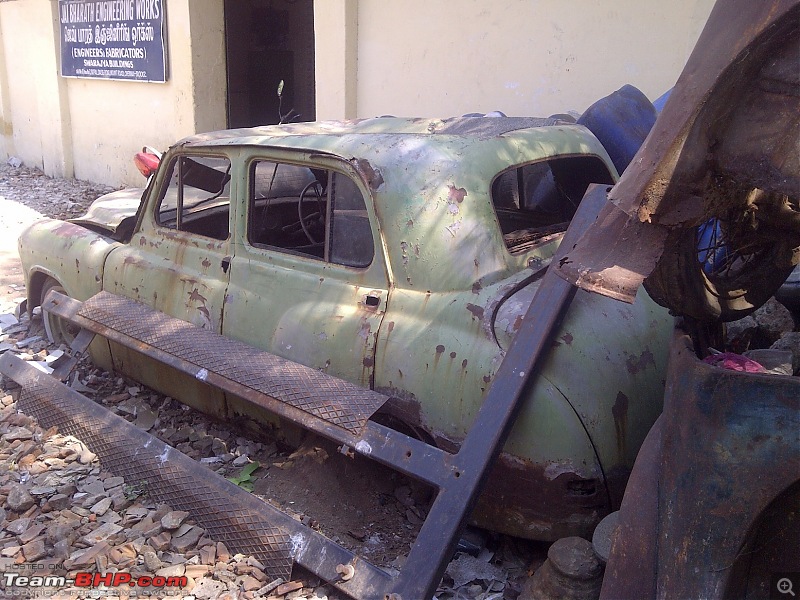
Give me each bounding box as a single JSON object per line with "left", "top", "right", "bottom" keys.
{"left": 0, "top": 0, "right": 716, "bottom": 187}
{"left": 337, "top": 0, "right": 716, "bottom": 118}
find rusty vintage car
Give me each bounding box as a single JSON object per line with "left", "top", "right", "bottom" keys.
{"left": 17, "top": 117, "right": 672, "bottom": 541}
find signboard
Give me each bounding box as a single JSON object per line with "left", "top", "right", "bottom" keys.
{"left": 59, "top": 0, "right": 167, "bottom": 83}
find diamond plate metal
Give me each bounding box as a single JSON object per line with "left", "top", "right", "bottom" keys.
{"left": 77, "top": 291, "right": 387, "bottom": 434}
{"left": 4, "top": 357, "right": 294, "bottom": 580}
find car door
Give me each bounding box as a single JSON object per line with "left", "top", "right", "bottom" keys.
{"left": 101, "top": 148, "right": 237, "bottom": 417}
{"left": 222, "top": 153, "right": 389, "bottom": 390}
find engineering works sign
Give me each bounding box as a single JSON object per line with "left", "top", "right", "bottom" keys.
{"left": 59, "top": 0, "right": 167, "bottom": 83}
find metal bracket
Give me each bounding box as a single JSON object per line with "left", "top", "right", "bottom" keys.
{"left": 50, "top": 327, "right": 96, "bottom": 381}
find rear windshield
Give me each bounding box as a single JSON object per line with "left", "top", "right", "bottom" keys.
{"left": 491, "top": 156, "right": 613, "bottom": 254}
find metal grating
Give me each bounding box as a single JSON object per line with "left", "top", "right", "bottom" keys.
{"left": 4, "top": 355, "right": 294, "bottom": 580}
{"left": 77, "top": 292, "right": 386, "bottom": 434}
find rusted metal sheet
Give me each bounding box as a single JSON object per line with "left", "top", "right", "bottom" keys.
{"left": 0, "top": 352, "right": 400, "bottom": 598}
{"left": 601, "top": 330, "right": 800, "bottom": 600}
{"left": 555, "top": 0, "right": 800, "bottom": 302}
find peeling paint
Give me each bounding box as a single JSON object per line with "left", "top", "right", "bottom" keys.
{"left": 447, "top": 185, "right": 468, "bottom": 204}
{"left": 355, "top": 440, "right": 372, "bottom": 455}
{"left": 466, "top": 303, "right": 484, "bottom": 320}
{"left": 625, "top": 349, "right": 655, "bottom": 374}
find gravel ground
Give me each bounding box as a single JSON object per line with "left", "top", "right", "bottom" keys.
{"left": 0, "top": 164, "right": 544, "bottom": 599}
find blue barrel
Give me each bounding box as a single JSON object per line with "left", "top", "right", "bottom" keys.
{"left": 577, "top": 84, "right": 657, "bottom": 174}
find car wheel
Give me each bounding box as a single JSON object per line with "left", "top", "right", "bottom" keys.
{"left": 644, "top": 191, "right": 799, "bottom": 322}
{"left": 41, "top": 279, "right": 80, "bottom": 346}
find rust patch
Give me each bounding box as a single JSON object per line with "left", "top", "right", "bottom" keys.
{"left": 75, "top": 258, "right": 80, "bottom": 270}
{"left": 188, "top": 288, "right": 208, "bottom": 305}
{"left": 435, "top": 345, "right": 445, "bottom": 354}
{"left": 447, "top": 185, "right": 468, "bottom": 204}
{"left": 471, "top": 452, "right": 608, "bottom": 540}
{"left": 466, "top": 303, "right": 484, "bottom": 321}
{"left": 612, "top": 391, "right": 629, "bottom": 460}
{"left": 387, "top": 321, "right": 395, "bottom": 333}
{"left": 472, "top": 281, "right": 483, "bottom": 294}
{"left": 201, "top": 258, "right": 211, "bottom": 269}
{"left": 139, "top": 236, "right": 147, "bottom": 246}
{"left": 483, "top": 375, "right": 491, "bottom": 383}
{"left": 560, "top": 333, "right": 574, "bottom": 345}
{"left": 449, "top": 351, "right": 457, "bottom": 359}
{"left": 362, "top": 357, "right": 374, "bottom": 368}
{"left": 625, "top": 349, "right": 655, "bottom": 374}
{"left": 353, "top": 158, "right": 384, "bottom": 191}
{"left": 513, "top": 315, "right": 524, "bottom": 332}
{"left": 461, "top": 359, "right": 468, "bottom": 370}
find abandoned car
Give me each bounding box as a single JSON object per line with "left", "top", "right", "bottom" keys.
{"left": 17, "top": 117, "right": 673, "bottom": 540}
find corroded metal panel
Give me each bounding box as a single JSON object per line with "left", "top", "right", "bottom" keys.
{"left": 601, "top": 331, "right": 800, "bottom": 599}
{"left": 76, "top": 291, "right": 388, "bottom": 434}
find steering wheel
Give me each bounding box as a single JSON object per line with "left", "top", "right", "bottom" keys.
{"left": 298, "top": 181, "right": 325, "bottom": 244}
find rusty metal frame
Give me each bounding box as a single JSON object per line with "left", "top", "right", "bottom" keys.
{"left": 2, "top": 184, "right": 607, "bottom": 598}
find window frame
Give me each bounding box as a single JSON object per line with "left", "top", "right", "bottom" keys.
{"left": 245, "top": 156, "right": 376, "bottom": 269}
{"left": 153, "top": 152, "right": 233, "bottom": 242}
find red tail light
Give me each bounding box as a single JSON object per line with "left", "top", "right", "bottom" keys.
{"left": 134, "top": 151, "right": 161, "bottom": 178}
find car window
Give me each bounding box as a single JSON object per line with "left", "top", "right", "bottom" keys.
{"left": 248, "top": 160, "right": 374, "bottom": 268}
{"left": 491, "top": 156, "right": 614, "bottom": 254}
{"left": 156, "top": 155, "right": 232, "bottom": 241}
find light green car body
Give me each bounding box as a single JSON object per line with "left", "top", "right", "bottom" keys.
{"left": 19, "top": 117, "right": 672, "bottom": 540}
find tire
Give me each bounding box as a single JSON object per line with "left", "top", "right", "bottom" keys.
{"left": 644, "top": 197, "right": 799, "bottom": 322}
{"left": 41, "top": 279, "right": 80, "bottom": 346}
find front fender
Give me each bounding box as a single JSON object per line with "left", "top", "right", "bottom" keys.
{"left": 19, "top": 219, "right": 119, "bottom": 307}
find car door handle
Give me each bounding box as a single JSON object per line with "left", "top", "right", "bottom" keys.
{"left": 221, "top": 256, "right": 231, "bottom": 273}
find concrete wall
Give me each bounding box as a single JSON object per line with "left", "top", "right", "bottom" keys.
{"left": 0, "top": 0, "right": 716, "bottom": 187}
{"left": 0, "top": 0, "right": 226, "bottom": 187}
{"left": 316, "top": 0, "right": 716, "bottom": 119}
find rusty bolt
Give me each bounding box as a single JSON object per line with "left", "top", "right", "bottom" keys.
{"left": 336, "top": 563, "right": 355, "bottom": 581}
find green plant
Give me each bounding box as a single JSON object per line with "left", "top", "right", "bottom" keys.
{"left": 227, "top": 461, "right": 260, "bottom": 492}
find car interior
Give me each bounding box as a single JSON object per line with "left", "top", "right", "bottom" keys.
{"left": 492, "top": 155, "right": 614, "bottom": 254}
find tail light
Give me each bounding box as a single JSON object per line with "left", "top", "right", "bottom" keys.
{"left": 134, "top": 147, "right": 161, "bottom": 178}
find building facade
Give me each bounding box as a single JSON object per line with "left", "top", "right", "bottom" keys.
{"left": 0, "top": 0, "right": 715, "bottom": 186}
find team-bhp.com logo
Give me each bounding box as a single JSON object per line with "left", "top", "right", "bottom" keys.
{"left": 3, "top": 571, "right": 187, "bottom": 592}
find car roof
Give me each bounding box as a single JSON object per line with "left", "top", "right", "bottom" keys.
{"left": 180, "top": 116, "right": 563, "bottom": 148}
{"left": 176, "top": 117, "right": 606, "bottom": 168}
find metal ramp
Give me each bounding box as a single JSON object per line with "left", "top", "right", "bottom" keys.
{"left": 0, "top": 185, "right": 608, "bottom": 599}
